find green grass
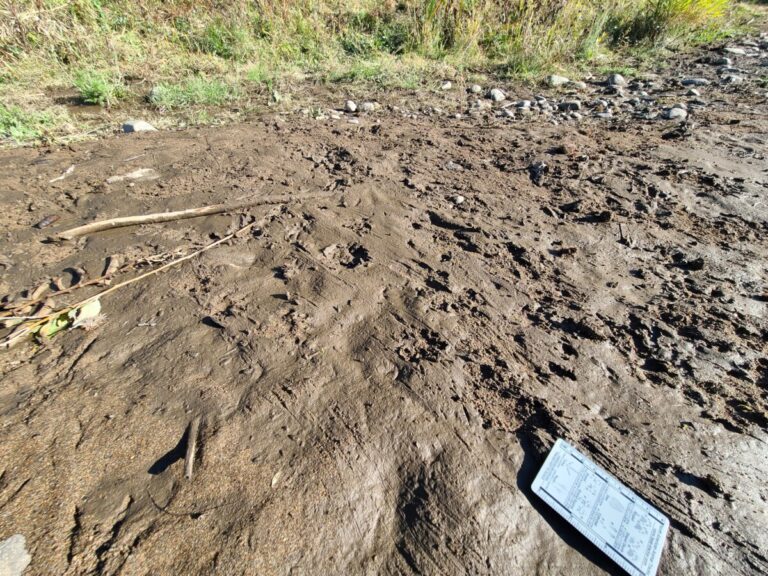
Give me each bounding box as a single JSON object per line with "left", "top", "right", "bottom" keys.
{"left": 0, "top": 104, "right": 67, "bottom": 145}
{"left": 0, "top": 0, "right": 760, "bottom": 146}
{"left": 73, "top": 70, "right": 126, "bottom": 107}
{"left": 149, "top": 77, "right": 239, "bottom": 108}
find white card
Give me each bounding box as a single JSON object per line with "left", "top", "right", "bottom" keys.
{"left": 532, "top": 439, "right": 669, "bottom": 576}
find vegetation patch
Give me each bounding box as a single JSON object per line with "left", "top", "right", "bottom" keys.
{"left": 0, "top": 0, "right": 760, "bottom": 145}
{"left": 73, "top": 70, "right": 126, "bottom": 107}
{"left": 0, "top": 104, "right": 68, "bottom": 145}
{"left": 149, "top": 77, "right": 239, "bottom": 109}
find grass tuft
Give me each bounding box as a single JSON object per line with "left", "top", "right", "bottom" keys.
{"left": 0, "top": 104, "right": 67, "bottom": 145}
{"left": 149, "top": 77, "right": 239, "bottom": 109}
{"left": 73, "top": 70, "right": 126, "bottom": 107}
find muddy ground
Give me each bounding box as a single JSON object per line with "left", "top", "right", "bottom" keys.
{"left": 0, "top": 38, "right": 767, "bottom": 576}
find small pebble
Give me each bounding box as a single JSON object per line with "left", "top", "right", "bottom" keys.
{"left": 547, "top": 75, "right": 570, "bottom": 87}
{"left": 608, "top": 73, "right": 626, "bottom": 86}
{"left": 663, "top": 107, "right": 688, "bottom": 120}
{"left": 344, "top": 100, "right": 357, "bottom": 113}
{"left": 488, "top": 88, "right": 506, "bottom": 102}
{"left": 441, "top": 81, "right": 452, "bottom": 90}
{"left": 558, "top": 100, "right": 582, "bottom": 112}
{"left": 122, "top": 120, "right": 156, "bottom": 133}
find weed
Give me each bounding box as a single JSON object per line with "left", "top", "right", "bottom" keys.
{"left": 149, "top": 77, "right": 238, "bottom": 108}
{"left": 73, "top": 70, "right": 126, "bottom": 107}
{"left": 0, "top": 104, "right": 64, "bottom": 144}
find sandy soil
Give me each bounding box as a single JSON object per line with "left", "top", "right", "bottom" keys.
{"left": 0, "top": 40, "right": 767, "bottom": 576}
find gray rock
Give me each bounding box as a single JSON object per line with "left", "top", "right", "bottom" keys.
{"left": 682, "top": 78, "right": 710, "bottom": 86}
{"left": 663, "top": 107, "right": 688, "bottom": 120}
{"left": 596, "top": 112, "right": 613, "bottom": 119}
{"left": 712, "top": 56, "right": 732, "bottom": 66}
{"left": 722, "top": 75, "right": 745, "bottom": 85}
{"left": 470, "top": 84, "right": 483, "bottom": 94}
{"left": 452, "top": 195, "right": 466, "bottom": 205}
{"left": 558, "top": 100, "right": 582, "bottom": 112}
{"left": 608, "top": 73, "right": 626, "bottom": 86}
{"left": 570, "top": 81, "right": 588, "bottom": 90}
{"left": 547, "top": 75, "right": 570, "bottom": 87}
{"left": 344, "top": 100, "right": 357, "bottom": 113}
{"left": 717, "top": 66, "right": 740, "bottom": 74}
{"left": 488, "top": 88, "right": 506, "bottom": 102}
{"left": 0, "top": 535, "right": 31, "bottom": 576}
{"left": 687, "top": 88, "right": 701, "bottom": 97}
{"left": 360, "top": 101, "right": 375, "bottom": 113}
{"left": 516, "top": 100, "right": 532, "bottom": 109}
{"left": 724, "top": 47, "right": 746, "bottom": 55}
{"left": 502, "top": 108, "right": 516, "bottom": 118}
{"left": 122, "top": 120, "right": 156, "bottom": 133}
{"left": 441, "top": 81, "right": 452, "bottom": 90}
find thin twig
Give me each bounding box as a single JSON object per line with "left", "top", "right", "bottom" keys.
{"left": 1, "top": 218, "right": 262, "bottom": 350}
{"left": 185, "top": 416, "right": 202, "bottom": 480}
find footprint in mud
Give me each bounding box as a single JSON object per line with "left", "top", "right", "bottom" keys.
{"left": 321, "top": 243, "right": 371, "bottom": 269}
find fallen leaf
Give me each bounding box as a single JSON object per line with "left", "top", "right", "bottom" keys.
{"left": 71, "top": 299, "right": 101, "bottom": 327}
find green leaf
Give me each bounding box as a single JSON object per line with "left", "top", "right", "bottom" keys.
{"left": 33, "top": 313, "right": 71, "bottom": 339}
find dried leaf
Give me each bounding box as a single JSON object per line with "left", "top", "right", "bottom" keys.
{"left": 31, "top": 282, "right": 50, "bottom": 300}
{"left": 100, "top": 255, "right": 122, "bottom": 286}
{"left": 71, "top": 299, "right": 101, "bottom": 328}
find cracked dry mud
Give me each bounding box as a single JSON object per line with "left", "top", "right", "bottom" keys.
{"left": 0, "top": 43, "right": 767, "bottom": 576}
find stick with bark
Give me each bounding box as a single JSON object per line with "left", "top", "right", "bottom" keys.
{"left": 56, "top": 193, "right": 327, "bottom": 240}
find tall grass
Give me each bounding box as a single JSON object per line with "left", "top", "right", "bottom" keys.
{"left": 0, "top": 0, "right": 736, "bottom": 79}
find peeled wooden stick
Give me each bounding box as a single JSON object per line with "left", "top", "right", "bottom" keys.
{"left": 185, "top": 416, "right": 202, "bottom": 480}
{"left": 55, "top": 193, "right": 324, "bottom": 240}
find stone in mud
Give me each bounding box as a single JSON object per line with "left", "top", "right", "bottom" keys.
{"left": 469, "top": 84, "right": 483, "bottom": 94}
{"left": 441, "top": 81, "right": 452, "bottom": 90}
{"left": 344, "top": 100, "right": 357, "bottom": 113}
{"left": 122, "top": 120, "right": 156, "bottom": 133}
{"left": 663, "top": 107, "right": 688, "bottom": 120}
{"left": 0, "top": 535, "right": 31, "bottom": 576}
{"left": 712, "top": 56, "right": 732, "bottom": 66}
{"left": 722, "top": 75, "right": 745, "bottom": 85}
{"left": 547, "top": 75, "right": 570, "bottom": 87}
{"left": 682, "top": 78, "right": 710, "bottom": 86}
{"left": 608, "top": 73, "right": 626, "bottom": 86}
{"left": 558, "top": 100, "right": 582, "bottom": 111}
{"left": 723, "top": 47, "right": 746, "bottom": 55}
{"left": 488, "top": 88, "right": 506, "bottom": 102}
